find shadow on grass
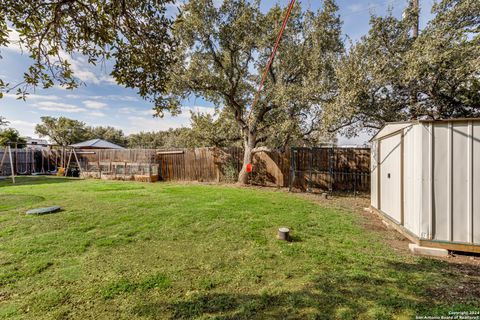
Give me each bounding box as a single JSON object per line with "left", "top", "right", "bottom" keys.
{"left": 129, "top": 268, "right": 445, "bottom": 319}
{"left": 0, "top": 176, "right": 79, "bottom": 187}
{"left": 130, "top": 256, "right": 480, "bottom": 319}
{"left": 386, "top": 259, "right": 480, "bottom": 304}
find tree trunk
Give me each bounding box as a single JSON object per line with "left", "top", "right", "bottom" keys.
{"left": 238, "top": 131, "right": 255, "bottom": 185}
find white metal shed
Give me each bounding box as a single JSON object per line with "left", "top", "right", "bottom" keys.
{"left": 370, "top": 119, "right": 480, "bottom": 253}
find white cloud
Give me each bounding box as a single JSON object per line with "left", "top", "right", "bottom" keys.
{"left": 119, "top": 107, "right": 137, "bottom": 114}
{"left": 100, "top": 95, "right": 140, "bottom": 102}
{"left": 182, "top": 105, "right": 216, "bottom": 115}
{"left": 72, "top": 65, "right": 101, "bottom": 84}
{"left": 140, "top": 109, "right": 156, "bottom": 116}
{"left": 118, "top": 107, "right": 154, "bottom": 116}
{"left": 66, "top": 94, "right": 139, "bottom": 102}
{"left": 89, "top": 111, "right": 106, "bottom": 117}
{"left": 115, "top": 96, "right": 140, "bottom": 102}
{"left": 3, "top": 30, "right": 111, "bottom": 85}
{"left": 178, "top": 105, "right": 217, "bottom": 120}
{"left": 347, "top": 4, "right": 364, "bottom": 13}
{"left": 33, "top": 101, "right": 86, "bottom": 113}
{"left": 3, "top": 92, "right": 60, "bottom": 101}
{"left": 124, "top": 115, "right": 186, "bottom": 133}
{"left": 54, "top": 84, "right": 70, "bottom": 91}
{"left": 65, "top": 94, "right": 81, "bottom": 99}
{"left": 118, "top": 105, "right": 215, "bottom": 119}
{"left": 83, "top": 100, "right": 108, "bottom": 110}
{"left": 4, "top": 28, "right": 23, "bottom": 53}
{"left": 120, "top": 105, "right": 216, "bottom": 134}
{"left": 57, "top": 50, "right": 100, "bottom": 84}
{"left": 56, "top": 50, "right": 118, "bottom": 86}
{"left": 8, "top": 119, "right": 37, "bottom": 137}
{"left": 101, "top": 75, "right": 117, "bottom": 85}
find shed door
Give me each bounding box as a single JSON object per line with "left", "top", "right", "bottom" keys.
{"left": 379, "top": 134, "right": 402, "bottom": 223}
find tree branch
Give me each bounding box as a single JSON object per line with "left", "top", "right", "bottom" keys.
{"left": 251, "top": 146, "right": 271, "bottom": 154}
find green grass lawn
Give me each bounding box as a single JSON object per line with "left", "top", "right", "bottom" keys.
{"left": 0, "top": 177, "right": 478, "bottom": 319}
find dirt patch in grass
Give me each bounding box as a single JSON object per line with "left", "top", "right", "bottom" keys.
{"left": 426, "top": 262, "right": 480, "bottom": 303}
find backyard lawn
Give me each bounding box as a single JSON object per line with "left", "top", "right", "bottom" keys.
{"left": 0, "top": 177, "right": 478, "bottom": 319}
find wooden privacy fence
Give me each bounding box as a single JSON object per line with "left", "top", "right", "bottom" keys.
{"left": 152, "top": 147, "right": 370, "bottom": 192}
{"left": 1, "top": 146, "right": 370, "bottom": 192}
{"left": 156, "top": 147, "right": 243, "bottom": 182}
{"left": 289, "top": 147, "right": 371, "bottom": 192}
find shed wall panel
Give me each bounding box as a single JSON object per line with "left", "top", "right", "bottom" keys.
{"left": 403, "top": 125, "right": 420, "bottom": 236}
{"left": 420, "top": 123, "right": 432, "bottom": 239}
{"left": 433, "top": 124, "right": 449, "bottom": 241}
{"left": 474, "top": 123, "right": 480, "bottom": 244}
{"left": 451, "top": 123, "right": 469, "bottom": 243}
{"left": 379, "top": 134, "right": 402, "bottom": 223}
{"left": 370, "top": 141, "right": 378, "bottom": 208}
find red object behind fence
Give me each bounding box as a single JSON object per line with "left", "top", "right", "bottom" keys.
{"left": 246, "top": 163, "right": 253, "bottom": 173}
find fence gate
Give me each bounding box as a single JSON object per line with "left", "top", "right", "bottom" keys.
{"left": 289, "top": 147, "right": 370, "bottom": 193}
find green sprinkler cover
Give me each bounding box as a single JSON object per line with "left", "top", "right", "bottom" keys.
{"left": 26, "top": 206, "right": 62, "bottom": 215}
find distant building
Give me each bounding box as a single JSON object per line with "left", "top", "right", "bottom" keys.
{"left": 70, "top": 138, "right": 125, "bottom": 149}
{"left": 26, "top": 137, "right": 49, "bottom": 149}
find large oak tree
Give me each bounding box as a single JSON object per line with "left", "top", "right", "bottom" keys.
{"left": 326, "top": 0, "right": 479, "bottom": 137}
{"left": 163, "top": 0, "right": 343, "bottom": 183}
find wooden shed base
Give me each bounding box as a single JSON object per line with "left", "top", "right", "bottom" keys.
{"left": 369, "top": 206, "right": 480, "bottom": 254}
{"left": 418, "top": 240, "right": 480, "bottom": 254}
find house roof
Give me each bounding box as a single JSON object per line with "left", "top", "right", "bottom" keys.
{"left": 70, "top": 139, "right": 125, "bottom": 149}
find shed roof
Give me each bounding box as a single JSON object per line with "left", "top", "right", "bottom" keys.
{"left": 70, "top": 139, "right": 125, "bottom": 149}
{"left": 370, "top": 118, "right": 480, "bottom": 141}
{"left": 370, "top": 122, "right": 413, "bottom": 141}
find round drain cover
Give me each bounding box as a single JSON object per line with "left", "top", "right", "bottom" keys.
{"left": 26, "top": 206, "right": 62, "bottom": 215}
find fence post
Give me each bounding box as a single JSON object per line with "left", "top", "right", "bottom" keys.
{"left": 308, "top": 147, "right": 313, "bottom": 192}
{"left": 8, "top": 146, "right": 15, "bottom": 183}
{"left": 353, "top": 149, "right": 357, "bottom": 196}
{"left": 289, "top": 147, "right": 295, "bottom": 192}
{"left": 328, "top": 147, "right": 333, "bottom": 193}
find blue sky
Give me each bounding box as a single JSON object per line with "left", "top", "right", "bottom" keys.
{"left": 0, "top": 0, "right": 434, "bottom": 145}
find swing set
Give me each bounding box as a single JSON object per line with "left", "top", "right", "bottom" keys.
{"left": 0, "top": 143, "right": 68, "bottom": 183}
{"left": 0, "top": 144, "right": 16, "bottom": 183}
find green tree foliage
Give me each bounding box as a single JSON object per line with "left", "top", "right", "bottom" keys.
{"left": 0, "top": 116, "right": 8, "bottom": 127}
{"left": 84, "top": 126, "right": 127, "bottom": 147}
{"left": 326, "top": 0, "right": 479, "bottom": 137}
{"left": 35, "top": 116, "right": 87, "bottom": 146}
{"left": 127, "top": 131, "right": 166, "bottom": 149}
{"left": 405, "top": 0, "right": 480, "bottom": 118}
{"left": 325, "top": 15, "right": 413, "bottom": 136}
{"left": 165, "top": 0, "right": 343, "bottom": 183}
{"left": 0, "top": 128, "right": 26, "bottom": 147}
{"left": 186, "top": 109, "right": 337, "bottom": 149}
{"left": 187, "top": 110, "right": 242, "bottom": 147}
{"left": 127, "top": 128, "right": 191, "bottom": 149}
{"left": 0, "top": 0, "right": 175, "bottom": 108}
